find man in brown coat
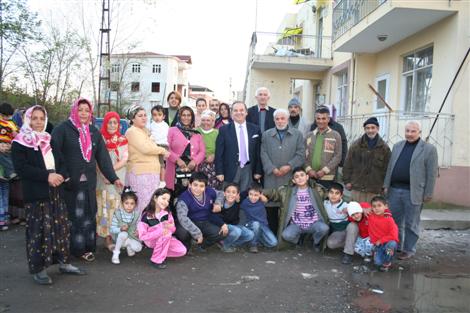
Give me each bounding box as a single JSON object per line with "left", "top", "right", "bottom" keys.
{"left": 343, "top": 117, "right": 391, "bottom": 202}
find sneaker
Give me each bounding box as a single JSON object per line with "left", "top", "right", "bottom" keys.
{"left": 0, "top": 176, "right": 8, "bottom": 183}
{"left": 222, "top": 246, "right": 237, "bottom": 253}
{"left": 249, "top": 246, "right": 258, "bottom": 253}
{"left": 0, "top": 225, "right": 8, "bottom": 231}
{"left": 9, "top": 173, "right": 18, "bottom": 181}
{"left": 363, "top": 257, "right": 372, "bottom": 263}
{"left": 33, "top": 271, "right": 52, "bottom": 285}
{"left": 379, "top": 262, "right": 392, "bottom": 272}
{"left": 341, "top": 253, "right": 353, "bottom": 265}
{"left": 313, "top": 243, "right": 321, "bottom": 253}
{"left": 397, "top": 251, "right": 414, "bottom": 260}
{"left": 59, "top": 264, "right": 86, "bottom": 275}
{"left": 111, "top": 251, "right": 120, "bottom": 264}
{"left": 127, "top": 246, "right": 136, "bottom": 257}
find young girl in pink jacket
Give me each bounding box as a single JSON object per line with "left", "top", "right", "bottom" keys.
{"left": 137, "top": 188, "right": 186, "bottom": 269}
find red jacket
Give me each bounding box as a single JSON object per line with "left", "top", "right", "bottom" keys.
{"left": 348, "top": 215, "right": 369, "bottom": 239}
{"left": 368, "top": 209, "right": 399, "bottom": 245}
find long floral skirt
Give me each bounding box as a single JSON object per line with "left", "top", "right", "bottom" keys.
{"left": 199, "top": 161, "right": 222, "bottom": 190}
{"left": 25, "top": 188, "right": 70, "bottom": 274}
{"left": 126, "top": 172, "right": 160, "bottom": 215}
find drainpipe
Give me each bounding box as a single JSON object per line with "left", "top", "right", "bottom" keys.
{"left": 350, "top": 52, "right": 357, "bottom": 117}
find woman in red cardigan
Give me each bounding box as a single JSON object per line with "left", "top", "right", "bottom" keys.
{"left": 165, "top": 106, "right": 205, "bottom": 195}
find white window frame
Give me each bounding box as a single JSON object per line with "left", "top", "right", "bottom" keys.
{"left": 152, "top": 64, "right": 161, "bottom": 73}
{"left": 131, "top": 63, "right": 141, "bottom": 73}
{"left": 335, "top": 70, "right": 348, "bottom": 117}
{"left": 374, "top": 73, "right": 390, "bottom": 113}
{"left": 400, "top": 46, "right": 433, "bottom": 113}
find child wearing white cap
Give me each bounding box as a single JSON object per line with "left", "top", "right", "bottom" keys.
{"left": 348, "top": 201, "right": 373, "bottom": 262}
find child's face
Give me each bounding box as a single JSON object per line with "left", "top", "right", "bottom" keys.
{"left": 196, "top": 101, "right": 207, "bottom": 113}
{"left": 224, "top": 186, "right": 239, "bottom": 204}
{"left": 155, "top": 193, "right": 171, "bottom": 210}
{"left": 190, "top": 180, "right": 206, "bottom": 197}
{"left": 152, "top": 110, "right": 164, "bottom": 123}
{"left": 328, "top": 188, "right": 343, "bottom": 204}
{"left": 292, "top": 171, "right": 308, "bottom": 187}
{"left": 372, "top": 201, "right": 387, "bottom": 215}
{"left": 248, "top": 190, "right": 261, "bottom": 203}
{"left": 122, "top": 198, "right": 136, "bottom": 213}
{"left": 351, "top": 212, "right": 363, "bottom": 221}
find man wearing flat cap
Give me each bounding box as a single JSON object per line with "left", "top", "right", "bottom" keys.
{"left": 343, "top": 117, "right": 391, "bottom": 203}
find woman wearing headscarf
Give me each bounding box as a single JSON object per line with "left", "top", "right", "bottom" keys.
{"left": 51, "top": 98, "right": 123, "bottom": 262}
{"left": 125, "top": 105, "right": 169, "bottom": 214}
{"left": 197, "top": 110, "right": 221, "bottom": 190}
{"left": 165, "top": 106, "right": 205, "bottom": 194}
{"left": 12, "top": 105, "right": 85, "bottom": 285}
{"left": 96, "top": 111, "right": 128, "bottom": 251}
{"left": 214, "top": 102, "right": 232, "bottom": 129}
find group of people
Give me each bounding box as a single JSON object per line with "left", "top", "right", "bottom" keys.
{"left": 2, "top": 85, "right": 438, "bottom": 285}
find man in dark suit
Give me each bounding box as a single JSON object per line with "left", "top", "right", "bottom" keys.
{"left": 215, "top": 101, "right": 262, "bottom": 192}
{"left": 246, "top": 87, "right": 275, "bottom": 133}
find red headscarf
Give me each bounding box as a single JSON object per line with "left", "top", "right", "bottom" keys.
{"left": 101, "top": 111, "right": 127, "bottom": 161}
{"left": 69, "top": 98, "right": 93, "bottom": 162}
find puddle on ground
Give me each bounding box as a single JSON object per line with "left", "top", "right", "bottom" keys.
{"left": 349, "top": 264, "right": 470, "bottom": 313}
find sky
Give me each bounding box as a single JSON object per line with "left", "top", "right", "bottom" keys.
{"left": 28, "top": 0, "right": 300, "bottom": 101}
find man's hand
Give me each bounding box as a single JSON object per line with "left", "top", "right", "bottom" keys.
{"left": 216, "top": 175, "right": 224, "bottom": 182}
{"left": 279, "top": 165, "right": 291, "bottom": 176}
{"left": 272, "top": 168, "right": 282, "bottom": 177}
{"left": 114, "top": 179, "right": 124, "bottom": 190}
{"left": 196, "top": 236, "right": 203, "bottom": 244}
{"left": 316, "top": 170, "right": 325, "bottom": 179}
{"left": 48, "top": 173, "right": 64, "bottom": 187}
{"left": 254, "top": 174, "right": 262, "bottom": 180}
{"left": 308, "top": 170, "right": 317, "bottom": 179}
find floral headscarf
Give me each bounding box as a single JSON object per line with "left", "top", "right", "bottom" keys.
{"left": 13, "top": 105, "right": 51, "bottom": 156}
{"left": 101, "top": 111, "right": 127, "bottom": 161}
{"left": 69, "top": 98, "right": 93, "bottom": 162}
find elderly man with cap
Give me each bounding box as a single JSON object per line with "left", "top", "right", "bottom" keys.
{"left": 384, "top": 120, "right": 438, "bottom": 260}
{"left": 261, "top": 108, "right": 305, "bottom": 189}
{"left": 287, "top": 97, "right": 310, "bottom": 139}
{"left": 343, "top": 117, "right": 391, "bottom": 203}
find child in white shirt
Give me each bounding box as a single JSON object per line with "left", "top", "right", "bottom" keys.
{"left": 150, "top": 105, "right": 169, "bottom": 186}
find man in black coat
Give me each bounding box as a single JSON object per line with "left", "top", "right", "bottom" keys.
{"left": 246, "top": 87, "right": 275, "bottom": 133}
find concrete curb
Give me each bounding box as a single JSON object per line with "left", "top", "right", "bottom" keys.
{"left": 421, "top": 209, "right": 470, "bottom": 230}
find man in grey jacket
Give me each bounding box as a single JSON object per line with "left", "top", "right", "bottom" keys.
{"left": 383, "top": 120, "right": 438, "bottom": 260}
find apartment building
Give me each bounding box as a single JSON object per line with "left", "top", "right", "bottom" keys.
{"left": 243, "top": 0, "right": 469, "bottom": 206}
{"left": 109, "top": 52, "right": 192, "bottom": 114}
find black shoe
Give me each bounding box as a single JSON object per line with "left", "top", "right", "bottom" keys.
{"left": 33, "top": 272, "right": 52, "bottom": 285}
{"left": 152, "top": 262, "right": 167, "bottom": 269}
{"left": 59, "top": 264, "right": 87, "bottom": 275}
{"left": 341, "top": 253, "right": 353, "bottom": 265}
{"left": 313, "top": 243, "right": 321, "bottom": 253}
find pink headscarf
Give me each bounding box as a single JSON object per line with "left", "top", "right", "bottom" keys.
{"left": 69, "top": 98, "right": 93, "bottom": 162}
{"left": 13, "top": 105, "right": 51, "bottom": 157}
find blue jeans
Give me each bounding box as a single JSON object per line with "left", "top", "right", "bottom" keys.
{"left": 282, "top": 221, "right": 329, "bottom": 246}
{"left": 388, "top": 187, "right": 422, "bottom": 253}
{"left": 0, "top": 152, "right": 14, "bottom": 177}
{"left": 0, "top": 182, "right": 9, "bottom": 226}
{"left": 246, "top": 221, "right": 278, "bottom": 248}
{"left": 223, "top": 225, "right": 254, "bottom": 248}
{"left": 374, "top": 240, "right": 398, "bottom": 266}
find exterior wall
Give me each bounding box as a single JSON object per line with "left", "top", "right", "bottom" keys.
{"left": 245, "top": 68, "right": 324, "bottom": 112}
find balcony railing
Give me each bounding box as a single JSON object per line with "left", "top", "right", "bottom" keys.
{"left": 333, "top": 0, "right": 387, "bottom": 41}
{"left": 250, "top": 31, "right": 332, "bottom": 60}
{"left": 336, "top": 111, "right": 454, "bottom": 167}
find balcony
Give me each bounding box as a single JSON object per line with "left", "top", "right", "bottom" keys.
{"left": 333, "top": 0, "right": 457, "bottom": 53}
{"left": 248, "top": 31, "right": 333, "bottom": 72}
{"left": 336, "top": 111, "right": 454, "bottom": 167}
